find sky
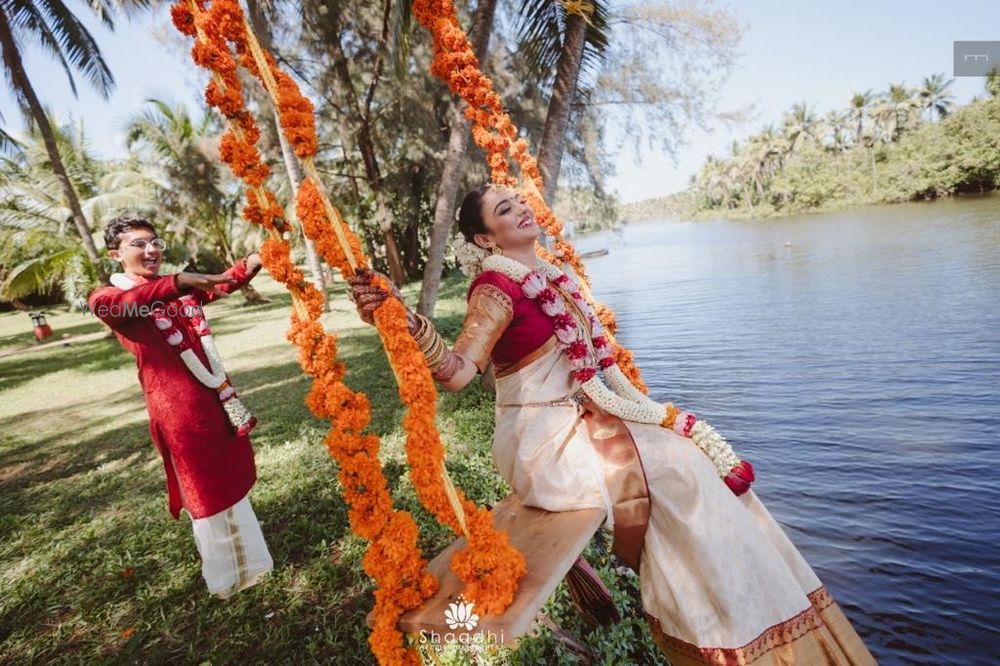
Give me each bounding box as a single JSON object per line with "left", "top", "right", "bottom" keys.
{"left": 2, "top": 0, "right": 999, "bottom": 203}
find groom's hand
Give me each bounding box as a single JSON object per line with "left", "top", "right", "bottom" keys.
{"left": 245, "top": 252, "right": 263, "bottom": 274}
{"left": 177, "top": 271, "right": 237, "bottom": 296}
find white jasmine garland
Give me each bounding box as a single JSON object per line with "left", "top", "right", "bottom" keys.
{"left": 604, "top": 364, "right": 650, "bottom": 404}
{"left": 480, "top": 255, "right": 751, "bottom": 489}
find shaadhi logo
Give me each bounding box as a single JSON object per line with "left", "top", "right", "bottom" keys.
{"left": 444, "top": 596, "right": 479, "bottom": 631}
{"left": 419, "top": 594, "right": 500, "bottom": 646}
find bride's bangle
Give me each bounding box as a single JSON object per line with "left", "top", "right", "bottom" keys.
{"left": 412, "top": 314, "right": 446, "bottom": 366}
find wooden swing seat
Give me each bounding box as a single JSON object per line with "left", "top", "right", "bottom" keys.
{"left": 366, "top": 494, "right": 606, "bottom": 645}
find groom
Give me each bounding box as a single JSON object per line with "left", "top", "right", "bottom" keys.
{"left": 88, "top": 216, "right": 272, "bottom": 598}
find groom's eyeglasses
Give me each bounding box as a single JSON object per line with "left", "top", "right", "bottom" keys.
{"left": 126, "top": 238, "right": 167, "bottom": 251}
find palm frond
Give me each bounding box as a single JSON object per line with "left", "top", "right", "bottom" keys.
{"left": 34, "top": 0, "right": 115, "bottom": 97}
{"left": 515, "top": 0, "right": 610, "bottom": 87}
{"left": 0, "top": 246, "right": 80, "bottom": 300}
{"left": 0, "top": 124, "right": 24, "bottom": 156}
{"left": 6, "top": 0, "right": 82, "bottom": 97}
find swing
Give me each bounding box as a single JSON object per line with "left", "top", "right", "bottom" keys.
{"left": 366, "top": 495, "right": 606, "bottom": 644}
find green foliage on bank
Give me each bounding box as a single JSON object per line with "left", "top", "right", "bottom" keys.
{"left": 687, "top": 74, "right": 1000, "bottom": 219}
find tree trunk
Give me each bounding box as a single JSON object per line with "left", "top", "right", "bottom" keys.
{"left": 871, "top": 149, "right": 878, "bottom": 197}
{"left": 537, "top": 11, "right": 589, "bottom": 206}
{"left": 416, "top": 0, "right": 498, "bottom": 317}
{"left": 274, "top": 110, "right": 329, "bottom": 311}
{"left": 0, "top": 10, "right": 108, "bottom": 284}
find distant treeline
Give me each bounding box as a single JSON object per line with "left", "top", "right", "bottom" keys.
{"left": 683, "top": 73, "right": 1000, "bottom": 218}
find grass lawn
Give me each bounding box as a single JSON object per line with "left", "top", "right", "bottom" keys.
{"left": 0, "top": 272, "right": 663, "bottom": 664}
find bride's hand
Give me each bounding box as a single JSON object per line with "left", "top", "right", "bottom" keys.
{"left": 346, "top": 268, "right": 408, "bottom": 326}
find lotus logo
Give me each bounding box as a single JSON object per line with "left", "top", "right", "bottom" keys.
{"left": 444, "top": 596, "right": 479, "bottom": 631}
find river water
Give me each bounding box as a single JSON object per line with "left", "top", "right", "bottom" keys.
{"left": 575, "top": 195, "right": 1000, "bottom": 664}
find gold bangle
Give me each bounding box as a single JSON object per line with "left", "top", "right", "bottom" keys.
{"left": 426, "top": 338, "right": 447, "bottom": 369}
{"left": 412, "top": 315, "right": 449, "bottom": 370}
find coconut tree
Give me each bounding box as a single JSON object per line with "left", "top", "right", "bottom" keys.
{"left": 516, "top": 0, "right": 611, "bottom": 205}
{"left": 781, "top": 101, "right": 819, "bottom": 154}
{"left": 0, "top": 116, "right": 154, "bottom": 305}
{"left": 848, "top": 89, "right": 876, "bottom": 145}
{"left": 918, "top": 73, "right": 956, "bottom": 121}
{"left": 886, "top": 81, "right": 922, "bottom": 136}
{"left": 823, "top": 110, "right": 851, "bottom": 151}
{"left": 0, "top": 0, "right": 150, "bottom": 283}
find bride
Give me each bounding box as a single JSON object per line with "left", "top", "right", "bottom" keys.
{"left": 348, "top": 184, "right": 876, "bottom": 665}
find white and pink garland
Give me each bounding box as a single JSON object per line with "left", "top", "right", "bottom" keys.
{"left": 111, "top": 274, "right": 257, "bottom": 437}
{"left": 480, "top": 255, "right": 755, "bottom": 496}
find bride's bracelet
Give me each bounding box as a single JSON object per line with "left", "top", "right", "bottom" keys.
{"left": 412, "top": 313, "right": 448, "bottom": 368}
{"left": 411, "top": 313, "right": 466, "bottom": 381}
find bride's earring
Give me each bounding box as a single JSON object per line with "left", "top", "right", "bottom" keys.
{"left": 491, "top": 245, "right": 503, "bottom": 256}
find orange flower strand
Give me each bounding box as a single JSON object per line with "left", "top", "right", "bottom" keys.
{"left": 373, "top": 292, "right": 526, "bottom": 613}
{"left": 172, "top": 3, "right": 433, "bottom": 663}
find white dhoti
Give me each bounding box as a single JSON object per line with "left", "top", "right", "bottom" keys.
{"left": 190, "top": 495, "right": 273, "bottom": 599}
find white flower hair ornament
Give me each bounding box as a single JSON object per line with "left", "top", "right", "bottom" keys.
{"left": 452, "top": 231, "right": 490, "bottom": 277}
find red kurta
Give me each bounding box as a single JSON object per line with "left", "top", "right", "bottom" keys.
{"left": 88, "top": 260, "right": 259, "bottom": 520}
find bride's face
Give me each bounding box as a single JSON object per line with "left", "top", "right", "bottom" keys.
{"left": 476, "top": 188, "right": 539, "bottom": 251}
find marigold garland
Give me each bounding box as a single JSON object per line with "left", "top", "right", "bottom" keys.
{"left": 411, "top": 0, "right": 648, "bottom": 392}
{"left": 172, "top": 2, "right": 438, "bottom": 663}
{"left": 172, "top": 1, "right": 527, "bottom": 662}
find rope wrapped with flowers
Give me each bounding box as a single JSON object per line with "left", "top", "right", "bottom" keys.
{"left": 170, "top": 1, "right": 525, "bottom": 662}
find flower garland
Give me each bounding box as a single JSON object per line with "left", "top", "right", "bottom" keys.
{"left": 110, "top": 273, "right": 257, "bottom": 436}
{"left": 481, "top": 254, "right": 756, "bottom": 495}
{"left": 453, "top": 234, "right": 490, "bottom": 277}
{"left": 172, "top": 2, "right": 527, "bottom": 662}
{"left": 171, "top": 3, "right": 438, "bottom": 663}
{"left": 412, "top": 0, "right": 647, "bottom": 392}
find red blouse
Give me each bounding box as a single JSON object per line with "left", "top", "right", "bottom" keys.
{"left": 467, "top": 270, "right": 555, "bottom": 369}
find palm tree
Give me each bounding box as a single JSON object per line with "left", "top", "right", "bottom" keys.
{"left": 918, "top": 73, "right": 956, "bottom": 121}
{"left": 781, "top": 101, "right": 819, "bottom": 154}
{"left": 886, "top": 81, "right": 922, "bottom": 135}
{"left": 0, "top": 0, "right": 149, "bottom": 284}
{"left": 823, "top": 110, "right": 851, "bottom": 151}
{"left": 516, "top": 0, "right": 611, "bottom": 205}
{"left": 0, "top": 117, "right": 154, "bottom": 304}
{"left": 848, "top": 90, "right": 876, "bottom": 145}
